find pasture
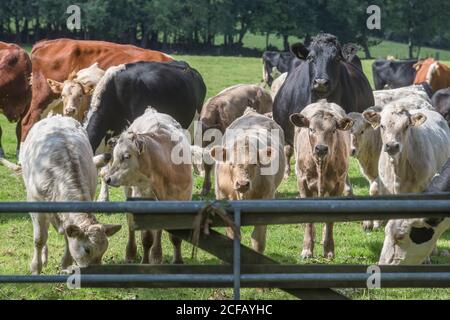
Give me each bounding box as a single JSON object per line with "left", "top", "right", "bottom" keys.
{"left": 0, "top": 56, "right": 450, "bottom": 300}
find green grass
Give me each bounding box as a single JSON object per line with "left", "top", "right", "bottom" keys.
{"left": 1, "top": 55, "right": 450, "bottom": 300}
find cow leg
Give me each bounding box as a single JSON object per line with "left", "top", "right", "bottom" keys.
{"left": 149, "top": 230, "right": 163, "bottom": 264}
{"left": 0, "top": 125, "right": 4, "bottom": 158}
{"left": 251, "top": 225, "right": 267, "bottom": 254}
{"left": 125, "top": 213, "right": 138, "bottom": 263}
{"left": 61, "top": 235, "right": 74, "bottom": 270}
{"left": 301, "top": 223, "right": 315, "bottom": 259}
{"left": 169, "top": 233, "right": 184, "bottom": 264}
{"left": 201, "top": 163, "right": 213, "bottom": 196}
{"left": 15, "top": 120, "right": 22, "bottom": 158}
{"left": 364, "top": 179, "right": 380, "bottom": 231}
{"left": 284, "top": 145, "right": 293, "bottom": 179}
{"left": 323, "top": 223, "right": 335, "bottom": 259}
{"left": 30, "top": 214, "right": 49, "bottom": 275}
{"left": 97, "top": 179, "right": 110, "bottom": 202}
{"left": 140, "top": 230, "right": 153, "bottom": 264}
{"left": 343, "top": 175, "right": 353, "bottom": 196}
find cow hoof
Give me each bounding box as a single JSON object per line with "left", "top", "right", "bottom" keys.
{"left": 324, "top": 251, "right": 335, "bottom": 260}
{"left": 301, "top": 249, "right": 313, "bottom": 260}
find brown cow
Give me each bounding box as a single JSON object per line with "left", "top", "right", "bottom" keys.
{"left": 199, "top": 84, "right": 273, "bottom": 195}
{"left": 0, "top": 42, "right": 32, "bottom": 157}
{"left": 414, "top": 58, "right": 450, "bottom": 93}
{"left": 290, "top": 100, "right": 354, "bottom": 259}
{"left": 20, "top": 39, "right": 173, "bottom": 149}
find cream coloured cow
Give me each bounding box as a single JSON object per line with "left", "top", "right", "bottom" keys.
{"left": 290, "top": 100, "right": 354, "bottom": 259}
{"left": 209, "top": 108, "right": 285, "bottom": 254}
{"left": 21, "top": 115, "right": 121, "bottom": 274}
{"left": 104, "top": 108, "right": 192, "bottom": 264}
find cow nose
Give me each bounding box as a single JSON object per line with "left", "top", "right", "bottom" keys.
{"left": 385, "top": 142, "right": 400, "bottom": 155}
{"left": 313, "top": 78, "right": 329, "bottom": 91}
{"left": 314, "top": 145, "right": 329, "bottom": 157}
{"left": 351, "top": 148, "right": 357, "bottom": 157}
{"left": 65, "top": 108, "right": 76, "bottom": 116}
{"left": 235, "top": 180, "right": 250, "bottom": 193}
{"left": 105, "top": 177, "right": 112, "bottom": 185}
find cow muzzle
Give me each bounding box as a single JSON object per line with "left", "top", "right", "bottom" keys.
{"left": 64, "top": 107, "right": 77, "bottom": 117}
{"left": 312, "top": 78, "right": 330, "bottom": 94}
{"left": 314, "top": 144, "right": 329, "bottom": 158}
{"left": 234, "top": 180, "right": 251, "bottom": 193}
{"left": 351, "top": 148, "right": 357, "bottom": 157}
{"left": 384, "top": 142, "right": 400, "bottom": 156}
{"left": 104, "top": 175, "right": 120, "bottom": 187}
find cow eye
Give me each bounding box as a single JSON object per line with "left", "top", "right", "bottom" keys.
{"left": 84, "top": 247, "right": 91, "bottom": 255}
{"left": 360, "top": 130, "right": 364, "bottom": 134}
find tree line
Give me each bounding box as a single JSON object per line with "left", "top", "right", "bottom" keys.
{"left": 0, "top": 0, "right": 449, "bottom": 58}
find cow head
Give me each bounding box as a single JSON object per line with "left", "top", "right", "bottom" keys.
{"left": 348, "top": 107, "right": 381, "bottom": 157}
{"left": 210, "top": 138, "right": 276, "bottom": 196}
{"left": 290, "top": 107, "right": 354, "bottom": 163}
{"left": 104, "top": 132, "right": 147, "bottom": 187}
{"left": 47, "top": 79, "right": 94, "bottom": 120}
{"left": 65, "top": 222, "right": 121, "bottom": 267}
{"left": 291, "top": 33, "right": 344, "bottom": 98}
{"left": 379, "top": 218, "right": 449, "bottom": 265}
{"left": 363, "top": 107, "right": 427, "bottom": 157}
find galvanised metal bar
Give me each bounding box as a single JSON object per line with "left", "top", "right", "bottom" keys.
{"left": 1, "top": 272, "right": 450, "bottom": 288}
{"left": 233, "top": 208, "right": 241, "bottom": 300}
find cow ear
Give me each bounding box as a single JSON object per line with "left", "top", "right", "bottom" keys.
{"left": 103, "top": 224, "right": 122, "bottom": 237}
{"left": 47, "top": 79, "right": 64, "bottom": 94}
{"left": 291, "top": 43, "right": 309, "bottom": 60}
{"left": 210, "top": 146, "right": 227, "bottom": 162}
{"left": 337, "top": 117, "right": 354, "bottom": 131}
{"left": 66, "top": 225, "right": 83, "bottom": 239}
{"left": 362, "top": 111, "right": 381, "bottom": 129}
{"left": 290, "top": 113, "right": 309, "bottom": 128}
{"left": 82, "top": 83, "right": 95, "bottom": 95}
{"left": 130, "top": 133, "right": 144, "bottom": 155}
{"left": 410, "top": 113, "right": 427, "bottom": 127}
{"left": 342, "top": 43, "right": 359, "bottom": 61}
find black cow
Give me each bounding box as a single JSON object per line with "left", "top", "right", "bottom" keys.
{"left": 372, "top": 59, "right": 417, "bottom": 90}
{"left": 262, "top": 51, "right": 301, "bottom": 86}
{"left": 273, "top": 34, "right": 374, "bottom": 177}
{"left": 432, "top": 88, "right": 450, "bottom": 127}
{"left": 85, "top": 61, "right": 206, "bottom": 151}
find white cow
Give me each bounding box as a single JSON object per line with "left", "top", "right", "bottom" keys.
{"left": 21, "top": 115, "right": 121, "bottom": 274}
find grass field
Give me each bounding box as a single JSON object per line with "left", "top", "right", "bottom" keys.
{"left": 0, "top": 55, "right": 450, "bottom": 300}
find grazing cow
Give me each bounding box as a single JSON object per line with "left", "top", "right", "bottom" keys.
{"left": 372, "top": 59, "right": 417, "bottom": 90}
{"left": 379, "top": 158, "right": 450, "bottom": 265}
{"left": 199, "top": 84, "right": 272, "bottom": 196}
{"left": 262, "top": 51, "right": 301, "bottom": 86}
{"left": 210, "top": 108, "right": 285, "bottom": 253}
{"left": 432, "top": 88, "right": 450, "bottom": 126}
{"left": 363, "top": 100, "right": 450, "bottom": 195}
{"left": 270, "top": 72, "right": 288, "bottom": 99}
{"left": 273, "top": 33, "right": 374, "bottom": 179}
{"left": 21, "top": 115, "right": 121, "bottom": 274}
{"left": 414, "top": 58, "right": 450, "bottom": 93}
{"left": 20, "top": 39, "right": 173, "bottom": 145}
{"left": 290, "top": 100, "right": 354, "bottom": 259}
{"left": 105, "top": 108, "right": 192, "bottom": 264}
{"left": 0, "top": 42, "right": 32, "bottom": 157}
{"left": 85, "top": 60, "right": 206, "bottom": 152}
{"left": 46, "top": 63, "right": 105, "bottom": 122}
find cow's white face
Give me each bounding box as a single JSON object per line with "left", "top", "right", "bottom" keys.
{"left": 379, "top": 219, "right": 440, "bottom": 265}
{"left": 363, "top": 109, "right": 427, "bottom": 157}
{"left": 105, "top": 133, "right": 146, "bottom": 187}
{"left": 65, "top": 223, "right": 121, "bottom": 267}
{"left": 348, "top": 113, "right": 372, "bottom": 157}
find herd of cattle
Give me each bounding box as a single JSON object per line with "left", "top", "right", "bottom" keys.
{"left": 1, "top": 33, "right": 450, "bottom": 275}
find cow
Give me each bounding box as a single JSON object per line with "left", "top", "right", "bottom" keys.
{"left": 363, "top": 100, "right": 450, "bottom": 195}
{"left": 20, "top": 39, "right": 173, "bottom": 148}
{"left": 46, "top": 63, "right": 105, "bottom": 122}
{"left": 0, "top": 42, "right": 32, "bottom": 158}
{"left": 262, "top": 51, "right": 301, "bottom": 86}
{"left": 84, "top": 60, "right": 206, "bottom": 153}
{"left": 372, "top": 59, "right": 417, "bottom": 90}
{"left": 104, "top": 108, "right": 192, "bottom": 264}
{"left": 432, "top": 88, "right": 450, "bottom": 127}
{"left": 20, "top": 115, "right": 121, "bottom": 274}
{"left": 198, "top": 84, "right": 272, "bottom": 196}
{"left": 290, "top": 100, "right": 354, "bottom": 259}
{"left": 379, "top": 158, "right": 450, "bottom": 265}
{"left": 209, "top": 108, "right": 285, "bottom": 254}
{"left": 273, "top": 33, "right": 374, "bottom": 180}
{"left": 270, "top": 72, "right": 288, "bottom": 99}
{"left": 414, "top": 58, "right": 450, "bottom": 93}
